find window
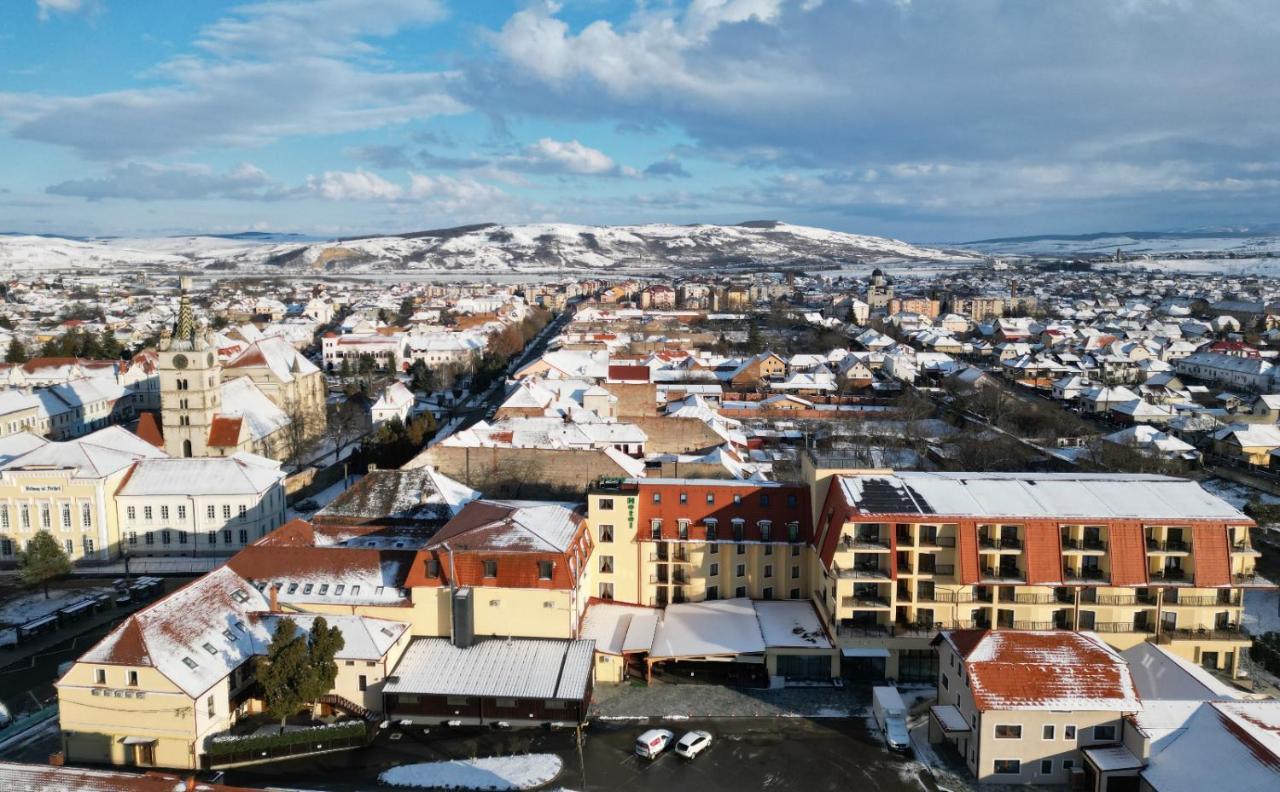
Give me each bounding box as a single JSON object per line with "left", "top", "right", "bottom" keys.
{"left": 759, "top": 521, "right": 772, "bottom": 542}
{"left": 788, "top": 522, "right": 801, "bottom": 542}
{"left": 161, "top": 530, "right": 170, "bottom": 545}
{"left": 126, "top": 670, "right": 138, "bottom": 686}
{"left": 995, "top": 725, "right": 1022, "bottom": 739}
{"left": 1093, "top": 725, "right": 1116, "bottom": 741}
{"left": 144, "top": 531, "right": 154, "bottom": 546}
{"left": 222, "top": 529, "right": 231, "bottom": 544}
{"left": 787, "top": 494, "right": 798, "bottom": 508}
{"left": 1064, "top": 725, "right": 1076, "bottom": 740}
{"left": 82, "top": 537, "right": 94, "bottom": 555}
{"left": 208, "top": 531, "right": 217, "bottom": 544}
{"left": 1, "top": 539, "right": 12, "bottom": 556}
{"left": 941, "top": 674, "right": 949, "bottom": 690}
{"left": 126, "top": 506, "right": 136, "bottom": 521}
{"left": 40, "top": 504, "right": 51, "bottom": 528}
{"left": 1039, "top": 759, "right": 1052, "bottom": 775}
{"left": 790, "top": 565, "right": 799, "bottom": 579}
{"left": 789, "top": 588, "right": 800, "bottom": 599}
{"left": 1062, "top": 759, "right": 1075, "bottom": 771}
{"left": 207, "top": 695, "right": 215, "bottom": 717}
{"left": 81, "top": 502, "right": 91, "bottom": 527}
{"left": 61, "top": 503, "right": 71, "bottom": 527}
{"left": 177, "top": 505, "right": 186, "bottom": 520}
{"left": 993, "top": 760, "right": 1020, "bottom": 775}
{"left": 222, "top": 505, "right": 231, "bottom": 520}
{"left": 760, "top": 493, "right": 770, "bottom": 506}
{"left": 238, "top": 529, "right": 247, "bottom": 544}
{"left": 652, "top": 492, "right": 661, "bottom": 503}
{"left": 358, "top": 675, "right": 367, "bottom": 692}
{"left": 598, "top": 498, "right": 615, "bottom": 511}
{"left": 178, "top": 531, "right": 187, "bottom": 545}
{"left": 20, "top": 504, "right": 29, "bottom": 529}
{"left": 598, "top": 524, "right": 614, "bottom": 542}
{"left": 160, "top": 506, "right": 169, "bottom": 521}
{"left": 705, "top": 492, "right": 715, "bottom": 505}
{"left": 678, "top": 521, "right": 689, "bottom": 540}
{"left": 143, "top": 506, "right": 153, "bottom": 521}
{"left": 538, "top": 561, "right": 554, "bottom": 580}
{"left": 763, "top": 586, "right": 773, "bottom": 599}
{"left": 764, "top": 564, "right": 773, "bottom": 578}
{"left": 0, "top": 508, "right": 7, "bottom": 530}
{"left": 679, "top": 492, "right": 688, "bottom": 504}
{"left": 427, "top": 559, "right": 441, "bottom": 577}
{"left": 732, "top": 519, "right": 745, "bottom": 542}
{"left": 483, "top": 560, "right": 497, "bottom": 578}
{"left": 599, "top": 556, "right": 613, "bottom": 574}
{"left": 735, "top": 564, "right": 746, "bottom": 578}
{"left": 709, "top": 562, "right": 719, "bottom": 577}
{"left": 238, "top": 505, "right": 247, "bottom": 519}
{"left": 706, "top": 585, "right": 718, "bottom": 600}
{"left": 127, "top": 531, "right": 137, "bottom": 545}
{"left": 650, "top": 521, "right": 662, "bottom": 540}
{"left": 705, "top": 519, "right": 718, "bottom": 542}
{"left": 599, "top": 582, "right": 614, "bottom": 600}
{"left": 736, "top": 543, "right": 745, "bottom": 555}
{"left": 1042, "top": 725, "right": 1055, "bottom": 740}
{"left": 207, "top": 505, "right": 215, "bottom": 519}
{"left": 735, "top": 586, "right": 746, "bottom": 598}
{"left": 63, "top": 538, "right": 73, "bottom": 556}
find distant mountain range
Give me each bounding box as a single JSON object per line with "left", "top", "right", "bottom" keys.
{"left": 0, "top": 221, "right": 976, "bottom": 275}
{"left": 957, "top": 227, "right": 1280, "bottom": 257}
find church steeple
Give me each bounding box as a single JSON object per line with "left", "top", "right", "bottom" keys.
{"left": 174, "top": 276, "right": 196, "bottom": 343}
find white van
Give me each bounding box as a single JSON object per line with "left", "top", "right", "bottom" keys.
{"left": 634, "top": 728, "right": 674, "bottom": 759}
{"left": 872, "top": 686, "right": 911, "bottom": 753}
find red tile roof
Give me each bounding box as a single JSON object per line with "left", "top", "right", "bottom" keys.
{"left": 636, "top": 481, "right": 811, "bottom": 544}
{"left": 955, "top": 521, "right": 980, "bottom": 585}
{"left": 207, "top": 416, "right": 244, "bottom": 448}
{"left": 0, "top": 762, "right": 262, "bottom": 792}
{"left": 945, "top": 630, "right": 1140, "bottom": 712}
{"left": 1108, "top": 522, "right": 1149, "bottom": 586}
{"left": 1023, "top": 521, "right": 1062, "bottom": 585}
{"left": 608, "top": 364, "right": 651, "bottom": 383}
{"left": 1193, "top": 524, "right": 1232, "bottom": 587}
{"left": 135, "top": 412, "right": 164, "bottom": 449}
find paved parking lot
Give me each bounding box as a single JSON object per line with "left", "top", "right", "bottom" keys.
{"left": 223, "top": 716, "right": 934, "bottom": 791}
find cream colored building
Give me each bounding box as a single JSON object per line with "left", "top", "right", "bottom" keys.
{"left": 930, "top": 630, "right": 1141, "bottom": 787}
{"left": 56, "top": 565, "right": 409, "bottom": 770}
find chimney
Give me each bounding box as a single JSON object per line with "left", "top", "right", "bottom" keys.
{"left": 186, "top": 776, "right": 197, "bottom": 792}
{"left": 269, "top": 583, "right": 280, "bottom": 612}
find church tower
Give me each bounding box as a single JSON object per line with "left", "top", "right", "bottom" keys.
{"left": 158, "top": 277, "right": 221, "bottom": 458}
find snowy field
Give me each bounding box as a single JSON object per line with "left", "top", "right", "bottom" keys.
{"left": 1245, "top": 589, "right": 1280, "bottom": 636}
{"left": 379, "top": 754, "right": 563, "bottom": 790}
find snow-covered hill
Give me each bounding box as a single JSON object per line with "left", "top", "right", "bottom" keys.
{"left": 0, "top": 221, "right": 976, "bottom": 275}
{"left": 957, "top": 230, "right": 1280, "bottom": 258}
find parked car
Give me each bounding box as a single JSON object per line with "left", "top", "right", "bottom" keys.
{"left": 674, "top": 730, "right": 712, "bottom": 759}
{"left": 872, "top": 685, "right": 911, "bottom": 753}
{"left": 634, "top": 728, "right": 674, "bottom": 760}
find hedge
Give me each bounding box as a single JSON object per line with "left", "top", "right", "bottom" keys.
{"left": 207, "top": 720, "right": 366, "bottom": 757}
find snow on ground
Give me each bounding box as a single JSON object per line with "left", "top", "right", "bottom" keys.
{"left": 0, "top": 587, "right": 109, "bottom": 626}
{"left": 1199, "top": 478, "right": 1280, "bottom": 513}
{"left": 378, "top": 754, "right": 563, "bottom": 790}
{"left": 1245, "top": 588, "right": 1280, "bottom": 636}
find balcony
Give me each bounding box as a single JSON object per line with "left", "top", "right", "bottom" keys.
{"left": 1094, "top": 594, "right": 1137, "bottom": 606}
{"left": 1167, "top": 595, "right": 1228, "bottom": 607}
{"left": 1062, "top": 566, "right": 1107, "bottom": 583}
{"left": 1009, "top": 620, "right": 1058, "bottom": 630}
{"left": 1012, "top": 593, "right": 1057, "bottom": 605}
{"left": 1234, "top": 573, "right": 1273, "bottom": 587}
{"left": 842, "top": 595, "right": 891, "bottom": 609}
{"left": 932, "top": 590, "right": 974, "bottom": 604}
{"left": 836, "top": 622, "right": 892, "bottom": 638}
{"left": 1149, "top": 568, "right": 1190, "bottom": 585}
{"left": 671, "top": 548, "right": 692, "bottom": 563}
{"left": 937, "top": 536, "right": 957, "bottom": 548}
{"left": 1062, "top": 538, "right": 1108, "bottom": 553}
{"left": 1157, "top": 626, "right": 1248, "bottom": 643}
{"left": 845, "top": 533, "right": 891, "bottom": 551}
{"left": 918, "top": 533, "right": 941, "bottom": 548}
{"left": 980, "top": 566, "right": 1025, "bottom": 583}
{"left": 1146, "top": 539, "right": 1189, "bottom": 554}
{"left": 979, "top": 536, "right": 1022, "bottom": 552}
{"left": 836, "top": 563, "right": 891, "bottom": 580}
{"left": 672, "top": 570, "right": 690, "bottom": 586}
{"left": 934, "top": 564, "right": 955, "bottom": 577}
{"left": 1092, "top": 621, "right": 1154, "bottom": 634}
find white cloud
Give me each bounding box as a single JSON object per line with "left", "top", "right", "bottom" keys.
{"left": 46, "top": 161, "right": 281, "bottom": 201}
{"left": 5, "top": 0, "right": 461, "bottom": 159}
{"left": 305, "top": 169, "right": 403, "bottom": 202}
{"left": 504, "top": 137, "right": 625, "bottom": 175}
{"left": 408, "top": 173, "right": 508, "bottom": 212}
{"left": 36, "top": 0, "right": 94, "bottom": 20}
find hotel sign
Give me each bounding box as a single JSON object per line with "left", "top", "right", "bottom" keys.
{"left": 21, "top": 484, "right": 62, "bottom": 493}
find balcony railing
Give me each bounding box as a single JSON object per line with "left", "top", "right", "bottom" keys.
{"left": 918, "top": 533, "right": 941, "bottom": 547}
{"left": 1094, "top": 594, "right": 1137, "bottom": 606}
{"left": 845, "top": 534, "right": 890, "bottom": 550}
{"left": 1009, "top": 620, "right": 1057, "bottom": 630}
{"left": 1149, "top": 568, "right": 1188, "bottom": 583}
{"left": 979, "top": 536, "right": 1023, "bottom": 550}
{"left": 1062, "top": 567, "right": 1107, "bottom": 582}
{"left": 1157, "top": 626, "right": 1247, "bottom": 642}
{"left": 1146, "top": 539, "right": 1189, "bottom": 553}
{"left": 1167, "top": 595, "right": 1226, "bottom": 607}
{"left": 1230, "top": 542, "right": 1259, "bottom": 554}
{"left": 842, "top": 595, "right": 891, "bottom": 609}
{"left": 1063, "top": 538, "right": 1108, "bottom": 552}
{"left": 836, "top": 564, "right": 891, "bottom": 580}
{"left": 981, "top": 566, "right": 1025, "bottom": 582}
{"left": 1013, "top": 594, "right": 1057, "bottom": 605}
{"left": 837, "top": 622, "right": 941, "bottom": 638}
{"left": 1234, "top": 573, "right": 1271, "bottom": 586}
{"left": 932, "top": 591, "right": 973, "bottom": 604}
{"left": 937, "top": 536, "right": 957, "bottom": 548}
{"left": 1091, "top": 621, "right": 1153, "bottom": 634}
{"left": 934, "top": 564, "right": 955, "bottom": 576}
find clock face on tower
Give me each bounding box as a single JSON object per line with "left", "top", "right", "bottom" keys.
{"left": 172, "top": 354, "right": 189, "bottom": 370}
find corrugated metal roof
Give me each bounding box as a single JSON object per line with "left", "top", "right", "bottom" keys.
{"left": 384, "top": 637, "right": 594, "bottom": 700}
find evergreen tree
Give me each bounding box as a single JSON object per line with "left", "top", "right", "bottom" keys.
{"left": 5, "top": 337, "right": 27, "bottom": 364}
{"left": 746, "top": 321, "right": 764, "bottom": 354}
{"left": 257, "top": 618, "right": 310, "bottom": 728}
{"left": 18, "top": 530, "right": 72, "bottom": 599}
{"left": 301, "top": 617, "right": 345, "bottom": 705}
{"left": 99, "top": 328, "right": 124, "bottom": 360}
{"left": 338, "top": 357, "right": 352, "bottom": 384}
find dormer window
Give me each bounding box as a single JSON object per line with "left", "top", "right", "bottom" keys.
{"left": 334, "top": 584, "right": 346, "bottom": 596}
{"left": 302, "top": 584, "right": 313, "bottom": 595}
{"left": 182, "top": 657, "right": 198, "bottom": 670}
{"left": 203, "top": 643, "right": 218, "bottom": 655}
{"left": 318, "top": 584, "right": 329, "bottom": 595}
{"left": 426, "top": 560, "right": 441, "bottom": 578}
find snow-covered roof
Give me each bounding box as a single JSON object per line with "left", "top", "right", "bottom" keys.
{"left": 261, "top": 612, "right": 407, "bottom": 661}
{"left": 837, "top": 472, "right": 1248, "bottom": 522}
{"left": 1, "top": 425, "right": 166, "bottom": 479}
{"left": 579, "top": 602, "right": 660, "bottom": 656}
{"left": 1121, "top": 641, "right": 1241, "bottom": 702}
{"left": 1140, "top": 701, "right": 1280, "bottom": 792}
{"left": 427, "top": 500, "right": 584, "bottom": 553}
{"left": 117, "top": 452, "right": 282, "bottom": 496}
{"left": 219, "top": 376, "right": 289, "bottom": 441}
{"left": 382, "top": 637, "right": 594, "bottom": 701}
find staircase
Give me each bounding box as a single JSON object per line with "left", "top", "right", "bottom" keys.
{"left": 319, "top": 693, "right": 380, "bottom": 723}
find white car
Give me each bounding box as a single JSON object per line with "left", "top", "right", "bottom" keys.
{"left": 634, "top": 728, "right": 674, "bottom": 760}
{"left": 674, "top": 730, "right": 712, "bottom": 759}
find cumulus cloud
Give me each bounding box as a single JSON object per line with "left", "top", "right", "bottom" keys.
{"left": 46, "top": 161, "right": 282, "bottom": 201}
{"left": 5, "top": 0, "right": 460, "bottom": 159}
{"left": 305, "top": 169, "right": 404, "bottom": 202}
{"left": 500, "top": 137, "right": 635, "bottom": 176}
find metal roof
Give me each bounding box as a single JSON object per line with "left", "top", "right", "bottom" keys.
{"left": 383, "top": 637, "right": 595, "bottom": 700}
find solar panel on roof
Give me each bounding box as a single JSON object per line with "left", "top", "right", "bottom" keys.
{"left": 859, "top": 479, "right": 930, "bottom": 514}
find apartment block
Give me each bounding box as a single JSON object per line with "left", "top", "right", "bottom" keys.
{"left": 805, "top": 457, "right": 1269, "bottom": 680}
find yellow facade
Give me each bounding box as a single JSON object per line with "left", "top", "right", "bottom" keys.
{"left": 0, "top": 466, "right": 123, "bottom": 563}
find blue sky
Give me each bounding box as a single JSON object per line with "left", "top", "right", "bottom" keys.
{"left": 2, "top": 0, "right": 1279, "bottom": 242}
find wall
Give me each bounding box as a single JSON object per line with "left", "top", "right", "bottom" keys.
{"left": 629, "top": 416, "right": 725, "bottom": 454}
{"left": 422, "top": 446, "right": 634, "bottom": 498}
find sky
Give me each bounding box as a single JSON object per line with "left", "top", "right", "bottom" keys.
{"left": 1, "top": 0, "right": 1279, "bottom": 242}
